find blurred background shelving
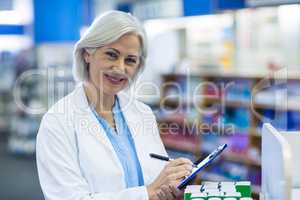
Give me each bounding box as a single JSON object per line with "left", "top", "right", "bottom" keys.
{"left": 152, "top": 73, "right": 300, "bottom": 199}
{"left": 1, "top": 0, "right": 300, "bottom": 199}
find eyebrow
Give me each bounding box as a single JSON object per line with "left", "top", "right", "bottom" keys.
{"left": 106, "top": 48, "right": 139, "bottom": 58}
{"left": 107, "top": 48, "right": 120, "bottom": 55}
{"left": 127, "top": 55, "right": 138, "bottom": 59}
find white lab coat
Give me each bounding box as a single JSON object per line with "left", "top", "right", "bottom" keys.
{"left": 36, "top": 83, "right": 167, "bottom": 200}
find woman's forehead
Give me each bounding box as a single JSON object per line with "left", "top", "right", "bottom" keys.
{"left": 103, "top": 34, "right": 141, "bottom": 55}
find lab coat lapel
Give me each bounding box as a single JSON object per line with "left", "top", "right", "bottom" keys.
{"left": 73, "top": 84, "right": 115, "bottom": 151}
{"left": 117, "top": 92, "right": 152, "bottom": 183}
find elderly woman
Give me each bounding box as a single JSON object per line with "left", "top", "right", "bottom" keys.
{"left": 36, "top": 11, "right": 193, "bottom": 200}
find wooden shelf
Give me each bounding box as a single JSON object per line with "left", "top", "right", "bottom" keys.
{"left": 226, "top": 100, "right": 251, "bottom": 108}
{"left": 250, "top": 132, "right": 261, "bottom": 138}
{"left": 252, "top": 185, "right": 261, "bottom": 194}
{"left": 254, "top": 102, "right": 300, "bottom": 111}
{"left": 161, "top": 99, "right": 197, "bottom": 107}
{"left": 160, "top": 96, "right": 300, "bottom": 112}
{"left": 247, "top": 128, "right": 261, "bottom": 137}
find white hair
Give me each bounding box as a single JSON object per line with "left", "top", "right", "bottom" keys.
{"left": 72, "top": 10, "right": 147, "bottom": 82}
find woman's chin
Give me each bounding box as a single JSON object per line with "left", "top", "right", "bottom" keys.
{"left": 103, "top": 85, "right": 127, "bottom": 96}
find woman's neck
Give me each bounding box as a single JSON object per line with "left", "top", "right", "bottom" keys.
{"left": 83, "top": 82, "right": 115, "bottom": 114}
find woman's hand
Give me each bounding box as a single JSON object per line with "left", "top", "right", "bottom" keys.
{"left": 147, "top": 158, "right": 193, "bottom": 200}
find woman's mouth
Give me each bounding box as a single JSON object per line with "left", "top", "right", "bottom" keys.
{"left": 103, "top": 73, "right": 127, "bottom": 85}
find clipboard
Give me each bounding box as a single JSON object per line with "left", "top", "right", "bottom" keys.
{"left": 177, "top": 144, "right": 228, "bottom": 190}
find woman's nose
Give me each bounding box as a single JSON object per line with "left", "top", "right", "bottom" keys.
{"left": 114, "top": 59, "right": 126, "bottom": 72}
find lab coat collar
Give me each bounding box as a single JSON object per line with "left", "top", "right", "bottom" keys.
{"left": 72, "top": 83, "right": 115, "bottom": 151}
{"left": 73, "top": 83, "right": 151, "bottom": 184}
{"left": 72, "top": 83, "right": 143, "bottom": 149}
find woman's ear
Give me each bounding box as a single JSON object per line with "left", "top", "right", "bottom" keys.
{"left": 83, "top": 49, "right": 90, "bottom": 63}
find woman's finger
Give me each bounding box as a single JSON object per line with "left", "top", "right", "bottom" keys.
{"left": 169, "top": 184, "right": 182, "bottom": 198}
{"left": 168, "top": 158, "right": 193, "bottom": 167}
{"left": 170, "top": 169, "right": 192, "bottom": 181}
{"left": 157, "top": 189, "right": 166, "bottom": 200}
{"left": 165, "top": 164, "right": 193, "bottom": 176}
{"left": 153, "top": 192, "right": 162, "bottom": 200}
{"left": 161, "top": 185, "right": 175, "bottom": 200}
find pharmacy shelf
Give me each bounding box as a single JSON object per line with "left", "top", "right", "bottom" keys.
{"left": 157, "top": 72, "right": 300, "bottom": 197}
{"left": 162, "top": 72, "right": 300, "bottom": 80}
{"left": 157, "top": 117, "right": 198, "bottom": 125}
{"left": 161, "top": 97, "right": 300, "bottom": 112}
{"left": 160, "top": 133, "right": 201, "bottom": 154}
{"left": 158, "top": 117, "right": 252, "bottom": 136}
{"left": 200, "top": 149, "right": 261, "bottom": 168}
{"left": 222, "top": 152, "right": 261, "bottom": 168}
{"left": 160, "top": 99, "right": 196, "bottom": 107}
{"left": 254, "top": 102, "right": 300, "bottom": 111}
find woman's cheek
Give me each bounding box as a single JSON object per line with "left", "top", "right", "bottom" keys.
{"left": 90, "top": 70, "right": 102, "bottom": 85}
{"left": 128, "top": 68, "right": 139, "bottom": 80}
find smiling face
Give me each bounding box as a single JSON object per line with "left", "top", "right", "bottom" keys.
{"left": 84, "top": 33, "right": 141, "bottom": 96}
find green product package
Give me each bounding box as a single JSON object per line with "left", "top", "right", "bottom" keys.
{"left": 185, "top": 192, "right": 192, "bottom": 200}
{"left": 223, "top": 191, "right": 241, "bottom": 199}
{"left": 207, "top": 191, "right": 224, "bottom": 199}
{"left": 235, "top": 182, "right": 252, "bottom": 197}
{"left": 191, "top": 193, "right": 208, "bottom": 200}
{"left": 185, "top": 192, "right": 208, "bottom": 200}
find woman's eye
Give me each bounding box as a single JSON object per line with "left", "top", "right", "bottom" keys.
{"left": 126, "top": 58, "right": 137, "bottom": 65}
{"left": 106, "top": 52, "right": 118, "bottom": 59}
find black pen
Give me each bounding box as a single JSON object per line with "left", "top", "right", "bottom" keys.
{"left": 149, "top": 153, "right": 198, "bottom": 168}
{"left": 193, "top": 157, "right": 202, "bottom": 166}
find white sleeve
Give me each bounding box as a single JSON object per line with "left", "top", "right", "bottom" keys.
{"left": 36, "top": 113, "right": 149, "bottom": 200}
